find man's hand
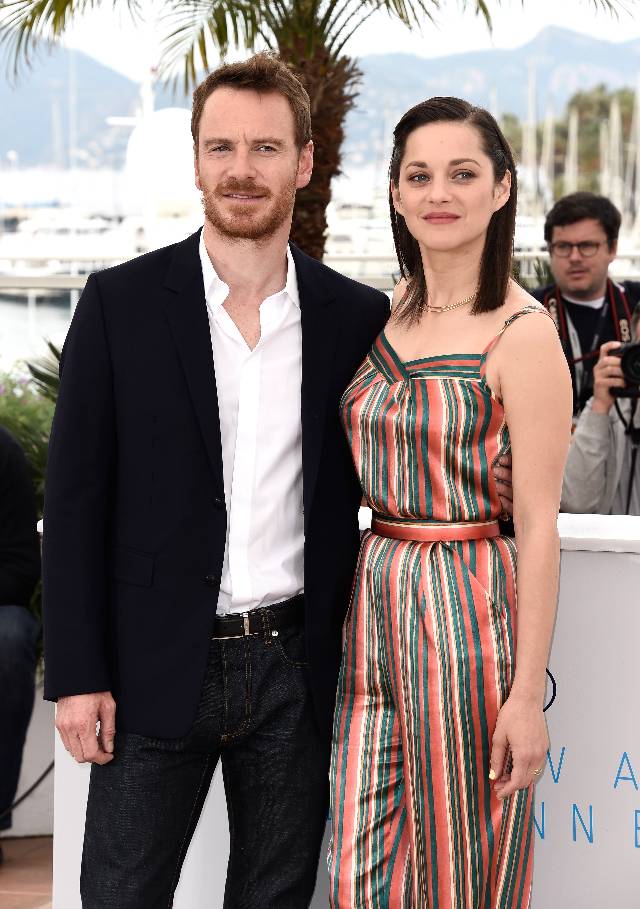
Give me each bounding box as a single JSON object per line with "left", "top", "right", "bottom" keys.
{"left": 592, "top": 341, "right": 625, "bottom": 414}
{"left": 493, "top": 453, "right": 513, "bottom": 517}
{"left": 55, "top": 691, "right": 116, "bottom": 765}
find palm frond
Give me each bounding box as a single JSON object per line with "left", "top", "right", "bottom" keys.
{"left": 587, "top": 0, "right": 627, "bottom": 13}
{"left": 469, "top": 0, "right": 493, "bottom": 30}
{"left": 0, "top": 0, "right": 138, "bottom": 77}
{"left": 372, "top": 0, "right": 440, "bottom": 30}
{"left": 26, "top": 339, "right": 61, "bottom": 403}
{"left": 326, "top": 0, "right": 440, "bottom": 57}
{"left": 330, "top": 6, "right": 382, "bottom": 56}
{"left": 158, "top": 0, "right": 267, "bottom": 90}
{"left": 260, "top": 0, "right": 293, "bottom": 40}
{"left": 326, "top": 0, "right": 495, "bottom": 59}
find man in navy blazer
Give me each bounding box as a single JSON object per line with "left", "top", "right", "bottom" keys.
{"left": 43, "top": 54, "right": 389, "bottom": 907}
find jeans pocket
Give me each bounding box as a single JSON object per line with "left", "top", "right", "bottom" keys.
{"left": 273, "top": 624, "right": 310, "bottom": 670}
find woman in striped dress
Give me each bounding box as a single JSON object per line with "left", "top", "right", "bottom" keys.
{"left": 328, "top": 98, "right": 573, "bottom": 908}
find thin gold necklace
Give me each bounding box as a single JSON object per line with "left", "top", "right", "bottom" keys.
{"left": 426, "top": 292, "right": 476, "bottom": 314}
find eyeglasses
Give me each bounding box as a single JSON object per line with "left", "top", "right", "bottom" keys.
{"left": 549, "top": 241, "right": 607, "bottom": 258}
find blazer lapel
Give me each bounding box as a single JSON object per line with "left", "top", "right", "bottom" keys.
{"left": 292, "top": 244, "right": 339, "bottom": 529}
{"left": 161, "top": 230, "right": 224, "bottom": 490}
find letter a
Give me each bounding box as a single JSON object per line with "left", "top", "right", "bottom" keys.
{"left": 614, "top": 752, "right": 639, "bottom": 790}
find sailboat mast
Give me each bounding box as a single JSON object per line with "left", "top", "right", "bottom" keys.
{"left": 564, "top": 108, "right": 579, "bottom": 195}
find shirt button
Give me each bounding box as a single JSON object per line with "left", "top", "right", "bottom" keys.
{"left": 203, "top": 574, "right": 220, "bottom": 587}
{"left": 212, "top": 496, "right": 224, "bottom": 509}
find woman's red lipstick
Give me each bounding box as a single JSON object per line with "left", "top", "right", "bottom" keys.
{"left": 423, "top": 212, "right": 459, "bottom": 222}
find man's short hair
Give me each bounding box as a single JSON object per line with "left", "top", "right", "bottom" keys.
{"left": 191, "top": 53, "right": 312, "bottom": 151}
{"left": 544, "top": 192, "right": 621, "bottom": 249}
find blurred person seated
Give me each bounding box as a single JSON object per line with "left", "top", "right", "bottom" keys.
{"left": 0, "top": 426, "right": 41, "bottom": 858}
{"left": 532, "top": 192, "right": 640, "bottom": 419}
{"left": 561, "top": 303, "right": 640, "bottom": 515}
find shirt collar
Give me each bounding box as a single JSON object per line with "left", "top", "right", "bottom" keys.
{"left": 198, "top": 228, "right": 300, "bottom": 311}
{"left": 562, "top": 291, "right": 606, "bottom": 310}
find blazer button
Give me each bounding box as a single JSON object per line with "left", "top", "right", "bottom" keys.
{"left": 212, "top": 496, "right": 224, "bottom": 509}
{"left": 204, "top": 574, "right": 220, "bottom": 587}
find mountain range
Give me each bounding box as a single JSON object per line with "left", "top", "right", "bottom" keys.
{"left": 2, "top": 25, "right": 638, "bottom": 171}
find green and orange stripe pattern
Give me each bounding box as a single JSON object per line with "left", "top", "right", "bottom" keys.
{"left": 329, "top": 312, "right": 545, "bottom": 908}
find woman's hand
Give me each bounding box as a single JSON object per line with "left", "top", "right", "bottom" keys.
{"left": 489, "top": 693, "right": 548, "bottom": 799}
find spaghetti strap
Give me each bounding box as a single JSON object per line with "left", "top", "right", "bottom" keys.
{"left": 481, "top": 305, "right": 554, "bottom": 358}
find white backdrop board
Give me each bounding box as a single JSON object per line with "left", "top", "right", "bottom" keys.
{"left": 531, "top": 515, "right": 640, "bottom": 907}
{"left": 52, "top": 514, "right": 640, "bottom": 907}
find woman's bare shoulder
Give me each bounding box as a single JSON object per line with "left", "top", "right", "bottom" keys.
{"left": 499, "top": 284, "right": 560, "bottom": 351}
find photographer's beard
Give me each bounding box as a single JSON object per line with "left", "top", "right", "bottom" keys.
{"left": 201, "top": 176, "right": 297, "bottom": 242}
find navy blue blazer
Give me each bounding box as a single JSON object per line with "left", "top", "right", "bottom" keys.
{"left": 42, "top": 229, "right": 389, "bottom": 741}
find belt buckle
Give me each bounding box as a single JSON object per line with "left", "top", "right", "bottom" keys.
{"left": 242, "top": 612, "right": 251, "bottom": 636}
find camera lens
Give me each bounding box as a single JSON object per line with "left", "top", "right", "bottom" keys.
{"left": 620, "top": 342, "right": 640, "bottom": 384}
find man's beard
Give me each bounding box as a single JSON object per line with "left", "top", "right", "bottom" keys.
{"left": 202, "top": 176, "right": 297, "bottom": 241}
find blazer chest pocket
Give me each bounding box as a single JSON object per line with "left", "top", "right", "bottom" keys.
{"left": 111, "top": 545, "right": 154, "bottom": 588}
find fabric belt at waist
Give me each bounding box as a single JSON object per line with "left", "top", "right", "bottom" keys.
{"left": 213, "top": 593, "right": 304, "bottom": 640}
{"left": 371, "top": 514, "right": 500, "bottom": 543}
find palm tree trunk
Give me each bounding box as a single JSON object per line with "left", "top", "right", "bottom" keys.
{"left": 277, "top": 40, "right": 361, "bottom": 261}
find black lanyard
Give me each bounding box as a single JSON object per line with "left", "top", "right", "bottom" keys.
{"left": 574, "top": 300, "right": 610, "bottom": 399}
{"left": 544, "top": 280, "right": 633, "bottom": 410}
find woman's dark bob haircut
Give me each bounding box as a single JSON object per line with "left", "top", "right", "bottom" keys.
{"left": 389, "top": 96, "right": 517, "bottom": 322}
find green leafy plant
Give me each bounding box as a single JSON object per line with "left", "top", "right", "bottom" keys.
{"left": 532, "top": 256, "right": 553, "bottom": 288}
{"left": 0, "top": 372, "right": 55, "bottom": 512}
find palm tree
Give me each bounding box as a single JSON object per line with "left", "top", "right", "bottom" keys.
{"left": 0, "top": 0, "right": 624, "bottom": 258}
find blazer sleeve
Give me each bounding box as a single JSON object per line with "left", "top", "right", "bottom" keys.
{"left": 560, "top": 399, "right": 618, "bottom": 514}
{"left": 42, "top": 273, "right": 115, "bottom": 700}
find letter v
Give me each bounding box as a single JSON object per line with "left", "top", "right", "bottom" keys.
{"left": 547, "top": 746, "right": 566, "bottom": 784}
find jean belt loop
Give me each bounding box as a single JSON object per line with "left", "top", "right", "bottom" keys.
{"left": 260, "top": 607, "right": 274, "bottom": 644}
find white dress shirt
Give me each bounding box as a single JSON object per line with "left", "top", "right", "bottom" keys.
{"left": 199, "top": 231, "right": 304, "bottom": 615}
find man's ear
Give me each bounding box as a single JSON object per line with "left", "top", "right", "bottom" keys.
{"left": 296, "top": 141, "right": 314, "bottom": 190}
{"left": 194, "top": 149, "right": 202, "bottom": 192}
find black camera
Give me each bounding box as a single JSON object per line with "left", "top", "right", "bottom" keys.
{"left": 611, "top": 342, "right": 640, "bottom": 398}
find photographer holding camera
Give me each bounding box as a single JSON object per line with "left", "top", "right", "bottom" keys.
{"left": 533, "top": 192, "right": 640, "bottom": 419}
{"left": 561, "top": 303, "right": 640, "bottom": 515}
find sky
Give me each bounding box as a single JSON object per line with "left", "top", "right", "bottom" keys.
{"left": 60, "top": 0, "right": 640, "bottom": 83}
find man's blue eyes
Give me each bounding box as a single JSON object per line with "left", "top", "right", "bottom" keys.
{"left": 209, "top": 146, "right": 277, "bottom": 153}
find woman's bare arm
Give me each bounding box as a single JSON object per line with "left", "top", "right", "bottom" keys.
{"left": 489, "top": 308, "right": 572, "bottom": 798}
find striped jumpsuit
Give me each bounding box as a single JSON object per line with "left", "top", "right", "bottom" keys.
{"left": 329, "top": 307, "right": 547, "bottom": 908}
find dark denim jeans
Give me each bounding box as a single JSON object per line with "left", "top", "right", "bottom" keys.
{"left": 81, "top": 613, "right": 330, "bottom": 908}
{"left": 0, "top": 605, "right": 39, "bottom": 831}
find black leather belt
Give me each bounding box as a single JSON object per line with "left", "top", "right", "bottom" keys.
{"left": 212, "top": 594, "right": 304, "bottom": 640}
